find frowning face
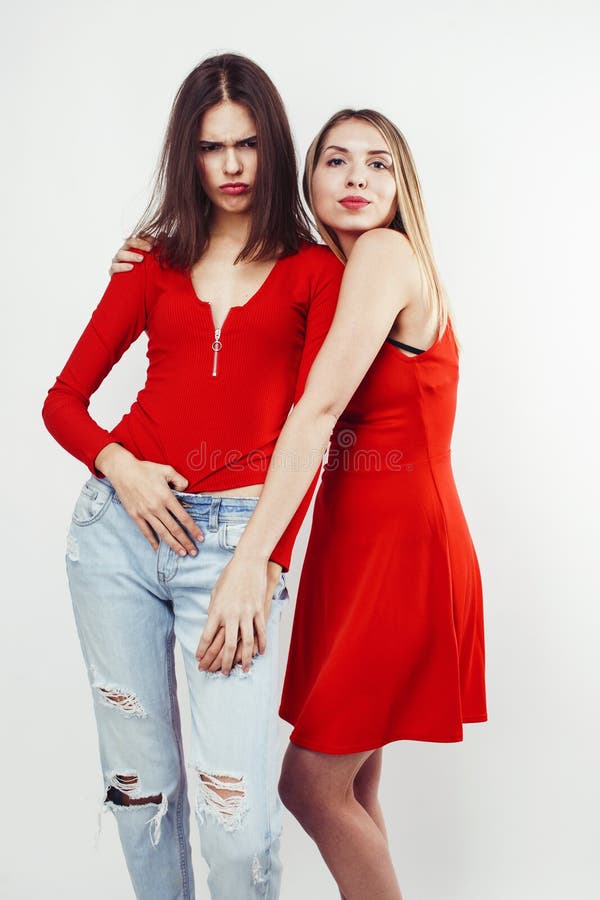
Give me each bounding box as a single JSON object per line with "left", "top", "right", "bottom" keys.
{"left": 195, "top": 100, "right": 258, "bottom": 215}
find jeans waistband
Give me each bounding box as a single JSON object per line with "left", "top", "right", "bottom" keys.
{"left": 90, "top": 474, "right": 259, "bottom": 523}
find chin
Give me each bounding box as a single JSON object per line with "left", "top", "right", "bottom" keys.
{"left": 329, "top": 214, "right": 376, "bottom": 232}
{"left": 215, "top": 198, "right": 252, "bottom": 214}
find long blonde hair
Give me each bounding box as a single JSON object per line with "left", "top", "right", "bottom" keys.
{"left": 303, "top": 108, "right": 457, "bottom": 345}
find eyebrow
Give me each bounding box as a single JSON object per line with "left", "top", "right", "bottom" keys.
{"left": 197, "top": 135, "right": 257, "bottom": 146}
{"left": 324, "top": 144, "right": 392, "bottom": 157}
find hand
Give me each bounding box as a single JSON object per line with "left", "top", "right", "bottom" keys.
{"left": 109, "top": 234, "right": 155, "bottom": 276}
{"left": 196, "top": 559, "right": 283, "bottom": 675}
{"left": 95, "top": 443, "right": 204, "bottom": 556}
{"left": 203, "top": 561, "right": 283, "bottom": 674}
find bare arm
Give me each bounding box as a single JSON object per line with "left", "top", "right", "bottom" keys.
{"left": 196, "top": 229, "right": 418, "bottom": 673}
{"left": 235, "top": 230, "right": 417, "bottom": 560}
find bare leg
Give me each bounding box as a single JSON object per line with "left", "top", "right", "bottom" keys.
{"left": 336, "top": 749, "right": 388, "bottom": 900}
{"left": 353, "top": 748, "right": 388, "bottom": 842}
{"left": 279, "top": 743, "right": 403, "bottom": 900}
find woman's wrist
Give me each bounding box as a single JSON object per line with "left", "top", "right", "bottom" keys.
{"left": 234, "top": 547, "right": 270, "bottom": 567}
{"left": 267, "top": 559, "right": 283, "bottom": 578}
{"left": 94, "top": 442, "right": 134, "bottom": 479}
{"left": 234, "top": 533, "right": 271, "bottom": 567}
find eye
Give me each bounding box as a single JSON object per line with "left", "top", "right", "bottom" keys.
{"left": 239, "top": 139, "right": 257, "bottom": 148}
{"left": 198, "top": 144, "right": 220, "bottom": 153}
{"left": 326, "top": 157, "right": 345, "bottom": 167}
{"left": 370, "top": 160, "right": 390, "bottom": 170}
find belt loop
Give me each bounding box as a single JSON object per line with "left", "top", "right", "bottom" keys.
{"left": 208, "top": 498, "right": 222, "bottom": 532}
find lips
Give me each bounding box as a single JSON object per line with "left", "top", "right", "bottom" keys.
{"left": 219, "top": 183, "right": 250, "bottom": 195}
{"left": 339, "top": 196, "right": 370, "bottom": 210}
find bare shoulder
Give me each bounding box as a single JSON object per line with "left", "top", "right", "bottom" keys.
{"left": 348, "top": 229, "right": 417, "bottom": 289}
{"left": 351, "top": 228, "right": 415, "bottom": 266}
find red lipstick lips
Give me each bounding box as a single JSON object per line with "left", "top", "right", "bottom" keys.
{"left": 219, "top": 183, "right": 249, "bottom": 195}
{"left": 339, "top": 195, "right": 370, "bottom": 210}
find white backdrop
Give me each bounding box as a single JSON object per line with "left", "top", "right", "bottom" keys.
{"left": 1, "top": 1, "right": 598, "bottom": 898}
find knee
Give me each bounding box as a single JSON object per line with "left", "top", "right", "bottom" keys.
{"left": 353, "top": 781, "right": 380, "bottom": 810}
{"left": 102, "top": 771, "right": 169, "bottom": 847}
{"left": 194, "top": 769, "right": 280, "bottom": 887}
{"left": 195, "top": 770, "right": 249, "bottom": 833}
{"left": 278, "top": 768, "right": 313, "bottom": 824}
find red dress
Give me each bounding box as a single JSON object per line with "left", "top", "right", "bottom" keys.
{"left": 279, "top": 321, "right": 488, "bottom": 752}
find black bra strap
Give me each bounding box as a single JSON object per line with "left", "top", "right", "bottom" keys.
{"left": 386, "top": 337, "right": 425, "bottom": 354}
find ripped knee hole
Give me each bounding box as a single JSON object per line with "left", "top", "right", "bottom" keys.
{"left": 95, "top": 686, "right": 146, "bottom": 717}
{"left": 196, "top": 771, "right": 248, "bottom": 831}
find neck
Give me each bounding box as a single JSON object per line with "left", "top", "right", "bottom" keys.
{"left": 209, "top": 208, "right": 253, "bottom": 249}
{"left": 336, "top": 230, "right": 361, "bottom": 261}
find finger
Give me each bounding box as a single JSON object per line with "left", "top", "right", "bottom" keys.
{"left": 233, "top": 643, "right": 243, "bottom": 667}
{"left": 198, "top": 628, "right": 226, "bottom": 670}
{"left": 159, "top": 505, "right": 201, "bottom": 555}
{"left": 109, "top": 262, "right": 134, "bottom": 276}
{"left": 196, "top": 614, "right": 222, "bottom": 661}
{"left": 124, "top": 234, "right": 154, "bottom": 251}
{"left": 146, "top": 512, "right": 192, "bottom": 557}
{"left": 252, "top": 636, "right": 259, "bottom": 659}
{"left": 221, "top": 619, "right": 240, "bottom": 676}
{"left": 115, "top": 249, "right": 146, "bottom": 264}
{"left": 239, "top": 616, "right": 255, "bottom": 673}
{"left": 254, "top": 610, "right": 268, "bottom": 655}
{"left": 164, "top": 497, "right": 204, "bottom": 544}
{"left": 208, "top": 647, "right": 225, "bottom": 673}
{"left": 130, "top": 514, "right": 159, "bottom": 551}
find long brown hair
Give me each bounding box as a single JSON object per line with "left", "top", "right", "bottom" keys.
{"left": 303, "top": 108, "right": 455, "bottom": 342}
{"left": 132, "top": 53, "right": 313, "bottom": 269}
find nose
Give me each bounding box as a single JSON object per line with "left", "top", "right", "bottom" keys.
{"left": 223, "top": 146, "right": 242, "bottom": 176}
{"left": 346, "top": 169, "right": 366, "bottom": 189}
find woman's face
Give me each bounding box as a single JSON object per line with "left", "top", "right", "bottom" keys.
{"left": 195, "top": 100, "right": 258, "bottom": 215}
{"left": 311, "top": 119, "right": 397, "bottom": 237}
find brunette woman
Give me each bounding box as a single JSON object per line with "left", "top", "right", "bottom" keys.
{"left": 199, "top": 109, "right": 488, "bottom": 900}
{"left": 42, "top": 54, "right": 343, "bottom": 900}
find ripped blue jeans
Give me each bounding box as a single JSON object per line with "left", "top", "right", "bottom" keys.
{"left": 65, "top": 474, "right": 289, "bottom": 900}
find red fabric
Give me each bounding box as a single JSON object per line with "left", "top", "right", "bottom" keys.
{"left": 279, "top": 320, "right": 488, "bottom": 750}
{"left": 42, "top": 241, "right": 344, "bottom": 571}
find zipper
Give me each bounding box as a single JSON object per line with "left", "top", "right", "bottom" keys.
{"left": 212, "top": 327, "right": 223, "bottom": 377}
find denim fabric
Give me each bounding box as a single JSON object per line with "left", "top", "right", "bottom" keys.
{"left": 65, "top": 474, "right": 289, "bottom": 900}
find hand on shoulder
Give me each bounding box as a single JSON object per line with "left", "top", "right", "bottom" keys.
{"left": 109, "top": 234, "right": 155, "bottom": 277}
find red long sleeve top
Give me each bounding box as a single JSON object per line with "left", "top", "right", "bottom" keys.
{"left": 42, "top": 240, "right": 344, "bottom": 571}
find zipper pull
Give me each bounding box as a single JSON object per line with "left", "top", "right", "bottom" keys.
{"left": 212, "top": 327, "right": 223, "bottom": 377}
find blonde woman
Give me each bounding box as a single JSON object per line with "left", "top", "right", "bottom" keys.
{"left": 198, "top": 109, "right": 488, "bottom": 899}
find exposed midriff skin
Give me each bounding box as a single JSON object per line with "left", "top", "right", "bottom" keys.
{"left": 194, "top": 483, "right": 263, "bottom": 497}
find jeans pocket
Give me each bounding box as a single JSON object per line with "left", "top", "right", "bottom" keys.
{"left": 218, "top": 521, "right": 248, "bottom": 551}
{"left": 272, "top": 573, "right": 289, "bottom": 606}
{"left": 71, "top": 480, "right": 113, "bottom": 526}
